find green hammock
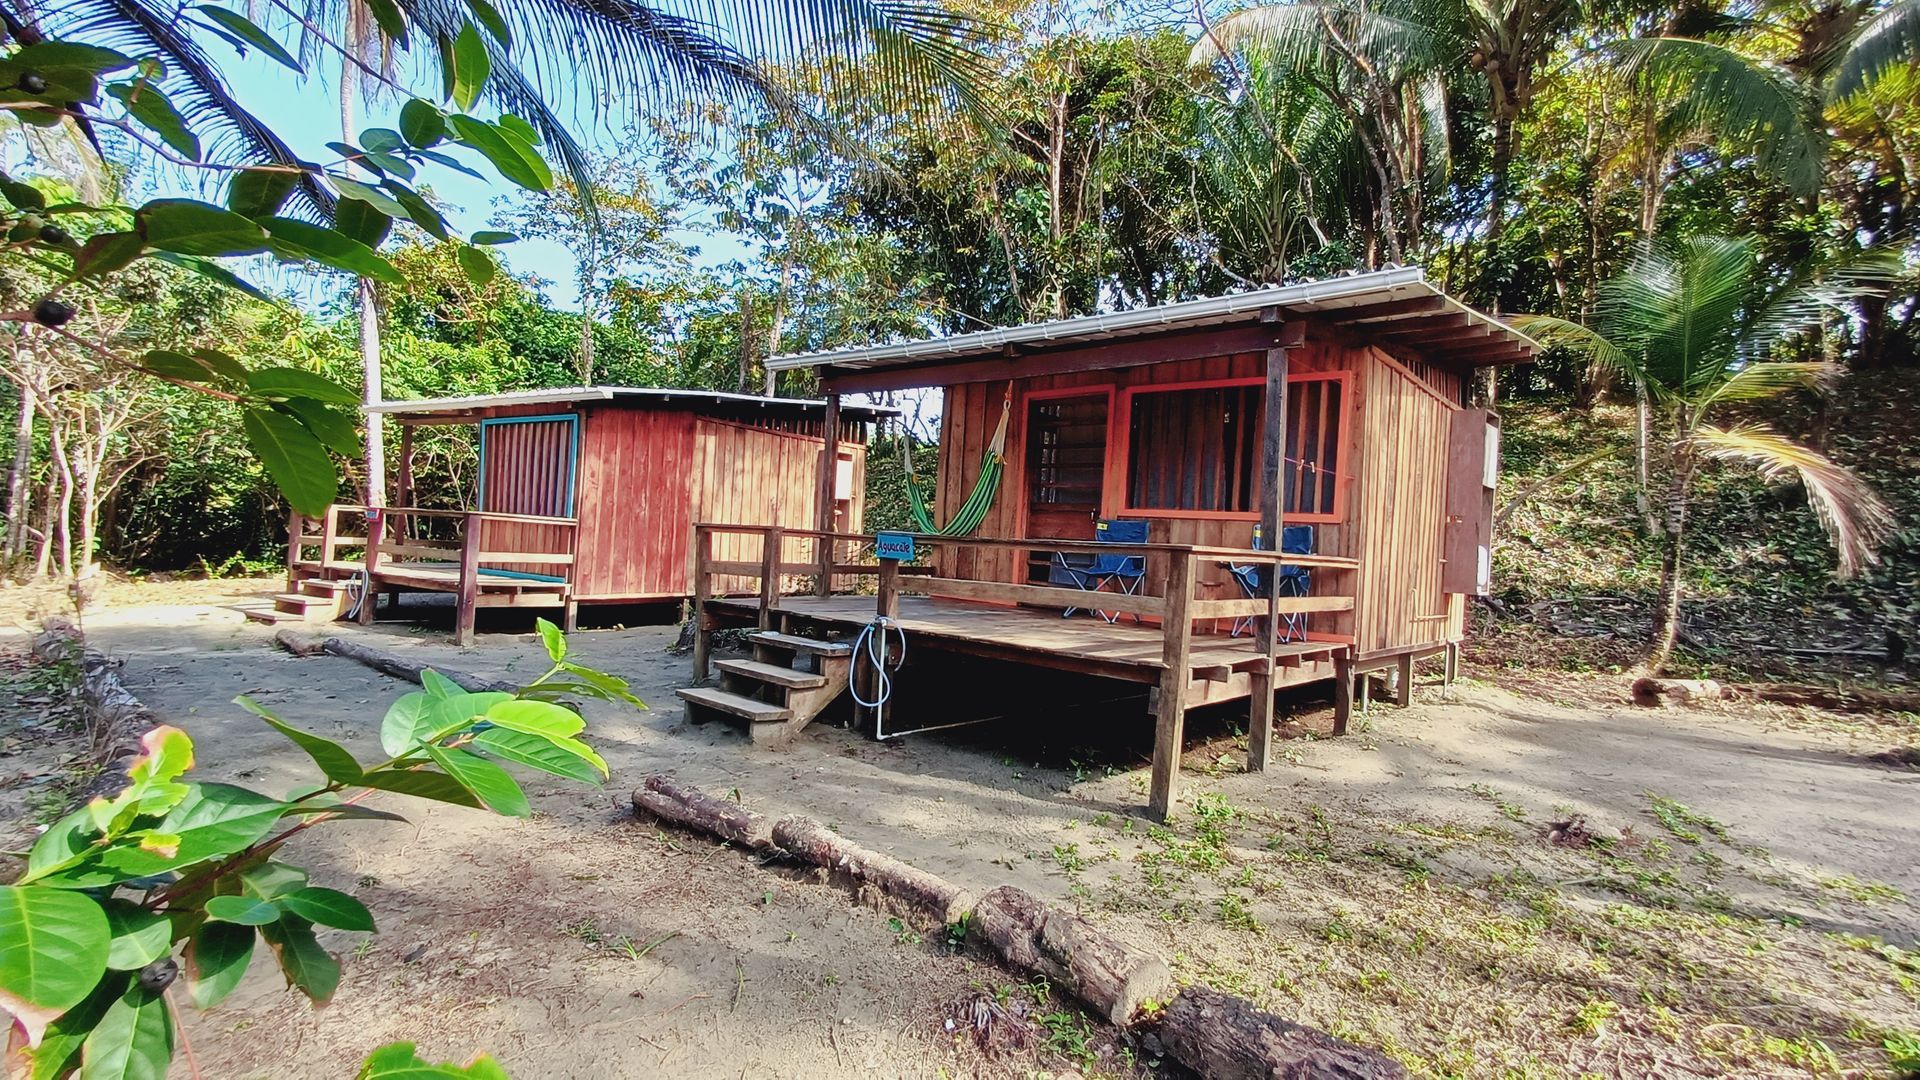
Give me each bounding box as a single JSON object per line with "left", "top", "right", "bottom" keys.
{"left": 903, "top": 395, "right": 1010, "bottom": 537}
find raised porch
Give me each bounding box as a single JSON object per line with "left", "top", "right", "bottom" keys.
{"left": 687, "top": 524, "right": 1443, "bottom": 820}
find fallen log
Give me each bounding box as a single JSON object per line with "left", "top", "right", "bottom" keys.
{"left": 970, "top": 885, "right": 1171, "bottom": 1026}
{"left": 1155, "top": 985, "right": 1405, "bottom": 1079}
{"left": 632, "top": 775, "right": 773, "bottom": 851}
{"left": 1732, "top": 683, "right": 1920, "bottom": 715}
{"left": 31, "top": 617, "right": 159, "bottom": 794}
{"left": 271, "top": 629, "right": 516, "bottom": 693}
{"left": 771, "top": 815, "right": 975, "bottom": 926}
{"left": 1629, "top": 677, "right": 1728, "bottom": 708}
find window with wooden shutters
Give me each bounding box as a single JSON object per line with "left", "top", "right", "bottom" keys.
{"left": 1118, "top": 374, "right": 1348, "bottom": 522}
{"left": 478, "top": 415, "right": 579, "bottom": 518}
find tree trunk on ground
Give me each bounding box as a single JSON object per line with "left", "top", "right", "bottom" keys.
{"left": 771, "top": 815, "right": 975, "bottom": 926}
{"left": 1155, "top": 985, "right": 1405, "bottom": 1079}
{"left": 969, "top": 885, "right": 1172, "bottom": 1026}
{"left": 632, "top": 775, "right": 773, "bottom": 850}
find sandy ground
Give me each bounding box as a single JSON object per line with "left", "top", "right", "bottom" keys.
{"left": 9, "top": 588, "right": 1920, "bottom": 1077}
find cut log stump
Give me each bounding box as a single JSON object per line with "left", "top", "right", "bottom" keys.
{"left": 632, "top": 775, "right": 773, "bottom": 851}
{"left": 970, "top": 885, "right": 1172, "bottom": 1026}
{"left": 771, "top": 815, "right": 974, "bottom": 926}
{"left": 1629, "top": 677, "right": 1728, "bottom": 708}
{"left": 1155, "top": 985, "right": 1405, "bottom": 1079}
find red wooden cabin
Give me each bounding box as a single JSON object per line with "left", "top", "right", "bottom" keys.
{"left": 274, "top": 388, "right": 888, "bottom": 643}
{"left": 686, "top": 268, "right": 1537, "bottom": 821}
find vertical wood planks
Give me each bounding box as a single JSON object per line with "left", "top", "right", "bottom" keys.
{"left": 1148, "top": 549, "right": 1197, "bottom": 822}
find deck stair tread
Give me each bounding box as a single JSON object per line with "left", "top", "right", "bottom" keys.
{"left": 748, "top": 631, "right": 851, "bottom": 656}
{"left": 273, "top": 592, "right": 331, "bottom": 607}
{"left": 715, "top": 659, "right": 827, "bottom": 689}
{"left": 675, "top": 687, "right": 794, "bottom": 723}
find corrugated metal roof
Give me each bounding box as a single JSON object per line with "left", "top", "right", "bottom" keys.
{"left": 365, "top": 386, "right": 897, "bottom": 420}
{"left": 766, "top": 267, "right": 1538, "bottom": 374}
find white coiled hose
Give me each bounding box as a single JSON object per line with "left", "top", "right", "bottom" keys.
{"left": 849, "top": 616, "right": 907, "bottom": 709}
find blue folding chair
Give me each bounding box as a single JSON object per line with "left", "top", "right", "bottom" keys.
{"left": 1228, "top": 525, "right": 1313, "bottom": 641}
{"left": 1049, "top": 519, "right": 1149, "bottom": 623}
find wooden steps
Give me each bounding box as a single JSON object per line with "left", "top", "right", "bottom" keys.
{"left": 234, "top": 576, "right": 355, "bottom": 626}
{"left": 676, "top": 631, "right": 852, "bottom": 747}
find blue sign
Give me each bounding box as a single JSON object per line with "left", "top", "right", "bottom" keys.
{"left": 874, "top": 531, "right": 916, "bottom": 562}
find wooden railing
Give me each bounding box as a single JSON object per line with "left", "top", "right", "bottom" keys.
{"left": 688, "top": 523, "right": 1358, "bottom": 688}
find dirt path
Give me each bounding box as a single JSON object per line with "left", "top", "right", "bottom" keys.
{"left": 30, "top": 592, "right": 1920, "bottom": 1077}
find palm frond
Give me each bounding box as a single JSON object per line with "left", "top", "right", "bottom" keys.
{"left": 18, "top": 0, "right": 334, "bottom": 218}
{"left": 1738, "top": 246, "right": 1904, "bottom": 359}
{"left": 1596, "top": 236, "right": 1755, "bottom": 399}
{"left": 1607, "top": 37, "right": 1821, "bottom": 198}
{"left": 1696, "top": 360, "right": 1832, "bottom": 410}
{"left": 1191, "top": 2, "right": 1445, "bottom": 76}
{"left": 1507, "top": 312, "right": 1634, "bottom": 381}
{"left": 1691, "top": 422, "right": 1894, "bottom": 578}
{"left": 1834, "top": 0, "right": 1920, "bottom": 98}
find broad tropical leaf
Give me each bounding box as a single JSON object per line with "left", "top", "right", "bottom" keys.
{"left": 0, "top": 887, "right": 111, "bottom": 1046}
{"left": 1692, "top": 424, "right": 1895, "bottom": 578}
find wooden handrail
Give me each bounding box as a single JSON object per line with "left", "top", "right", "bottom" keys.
{"left": 689, "top": 522, "right": 1357, "bottom": 569}
{"left": 328, "top": 503, "right": 578, "bottom": 528}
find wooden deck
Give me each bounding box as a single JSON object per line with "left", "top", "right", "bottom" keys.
{"left": 706, "top": 594, "right": 1343, "bottom": 690}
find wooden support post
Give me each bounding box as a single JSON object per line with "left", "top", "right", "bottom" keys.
{"left": 1332, "top": 652, "right": 1354, "bottom": 735}
{"left": 454, "top": 511, "right": 481, "bottom": 646}
{"left": 877, "top": 557, "right": 901, "bottom": 620}
{"left": 1393, "top": 652, "right": 1414, "bottom": 707}
{"left": 814, "top": 395, "right": 840, "bottom": 597}
{"left": 319, "top": 505, "right": 341, "bottom": 570}
{"left": 692, "top": 525, "right": 714, "bottom": 683}
{"left": 562, "top": 599, "right": 578, "bottom": 633}
{"left": 1443, "top": 641, "right": 1459, "bottom": 685}
{"left": 1247, "top": 552, "right": 1281, "bottom": 772}
{"left": 358, "top": 508, "right": 384, "bottom": 626}
{"left": 1148, "top": 549, "right": 1196, "bottom": 822}
{"left": 758, "top": 525, "right": 783, "bottom": 631}
{"left": 285, "top": 509, "right": 304, "bottom": 592}
{"left": 395, "top": 425, "right": 415, "bottom": 540}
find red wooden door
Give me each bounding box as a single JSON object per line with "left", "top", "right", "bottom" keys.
{"left": 1022, "top": 393, "right": 1108, "bottom": 583}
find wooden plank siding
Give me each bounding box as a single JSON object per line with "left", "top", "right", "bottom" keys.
{"left": 694, "top": 418, "right": 867, "bottom": 597}
{"left": 931, "top": 329, "right": 1468, "bottom": 654}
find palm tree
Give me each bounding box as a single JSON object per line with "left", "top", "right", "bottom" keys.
{"left": 1514, "top": 236, "right": 1898, "bottom": 671}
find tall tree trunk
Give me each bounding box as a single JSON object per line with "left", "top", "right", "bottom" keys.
{"left": 6, "top": 382, "right": 33, "bottom": 562}
{"left": 578, "top": 258, "right": 597, "bottom": 385}
{"left": 736, "top": 291, "right": 757, "bottom": 395}
{"left": 1646, "top": 454, "right": 1695, "bottom": 673}
{"left": 343, "top": 64, "right": 386, "bottom": 511}
{"left": 1633, "top": 383, "right": 1658, "bottom": 534}
{"left": 764, "top": 253, "right": 794, "bottom": 397}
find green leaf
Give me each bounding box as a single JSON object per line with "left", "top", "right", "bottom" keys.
{"left": 184, "top": 922, "right": 253, "bottom": 1009}
{"left": 74, "top": 231, "right": 144, "bottom": 278}
{"left": 357, "top": 1041, "right": 512, "bottom": 1080}
{"left": 194, "top": 5, "right": 302, "bottom": 70}
{"left": 399, "top": 100, "right": 446, "bottom": 148}
{"left": 239, "top": 861, "right": 308, "bottom": 901}
{"left": 557, "top": 661, "right": 646, "bottom": 709}
{"left": 425, "top": 746, "right": 528, "bottom": 816}
{"left": 277, "top": 398, "right": 363, "bottom": 459}
{"left": 420, "top": 670, "right": 462, "bottom": 699}
{"left": 151, "top": 252, "right": 272, "bottom": 301}
{"left": 47, "top": 784, "right": 286, "bottom": 889}
{"left": 259, "top": 917, "right": 340, "bottom": 1004}
{"left": 457, "top": 245, "right": 496, "bottom": 287}
{"left": 244, "top": 407, "right": 338, "bottom": 518}
{"left": 245, "top": 366, "right": 360, "bottom": 406}
{"left": 277, "top": 802, "right": 408, "bottom": 823}
{"left": 464, "top": 0, "right": 511, "bottom": 47}
{"left": 29, "top": 973, "right": 125, "bottom": 1080}
{"left": 226, "top": 167, "right": 298, "bottom": 219}
{"left": 205, "top": 895, "right": 281, "bottom": 926}
{"left": 262, "top": 215, "right": 402, "bottom": 283}
{"left": 279, "top": 887, "right": 373, "bottom": 932}
{"left": 0, "top": 886, "right": 110, "bottom": 1044}
{"left": 389, "top": 184, "right": 449, "bottom": 240}
{"left": 335, "top": 197, "right": 393, "bottom": 250}
{"left": 140, "top": 349, "right": 216, "bottom": 383}
{"left": 101, "top": 901, "right": 172, "bottom": 971}
{"left": 331, "top": 175, "right": 408, "bottom": 217}
{"left": 234, "top": 696, "right": 364, "bottom": 783}
{"left": 360, "top": 127, "right": 407, "bottom": 154}
{"left": 414, "top": 149, "right": 484, "bottom": 180}
{"left": 380, "top": 692, "right": 432, "bottom": 757}
{"left": 535, "top": 618, "right": 566, "bottom": 662}
{"left": 0, "top": 178, "right": 46, "bottom": 211}
{"left": 496, "top": 113, "right": 540, "bottom": 146}
{"left": 468, "top": 230, "right": 516, "bottom": 245}
{"left": 359, "top": 765, "right": 485, "bottom": 808}
{"left": 472, "top": 727, "right": 604, "bottom": 784}
{"left": 446, "top": 115, "right": 550, "bottom": 191}
{"left": 136, "top": 198, "right": 268, "bottom": 257}
{"left": 447, "top": 22, "right": 491, "bottom": 111}
{"left": 191, "top": 347, "right": 250, "bottom": 384}
{"left": 360, "top": 0, "right": 408, "bottom": 48}
{"left": 77, "top": 980, "right": 171, "bottom": 1080}
{"left": 483, "top": 698, "right": 585, "bottom": 739}
{"left": 106, "top": 82, "right": 199, "bottom": 160}
{"left": 7, "top": 42, "right": 135, "bottom": 75}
